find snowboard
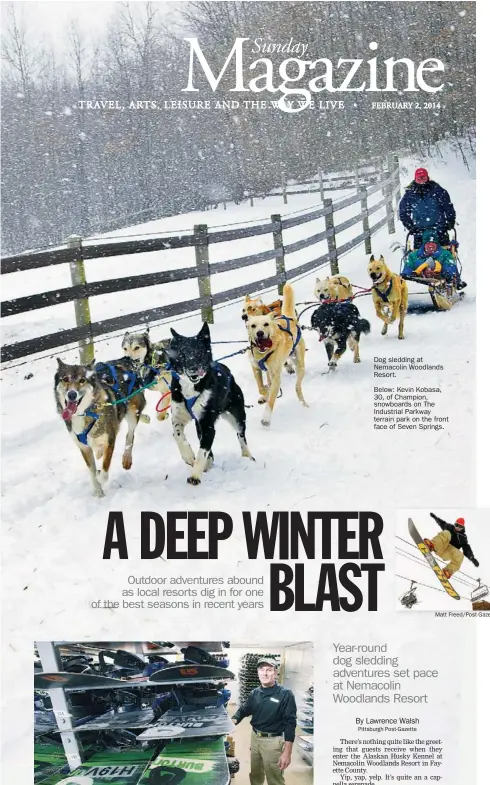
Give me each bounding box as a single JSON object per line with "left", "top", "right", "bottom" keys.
{"left": 62, "top": 708, "right": 156, "bottom": 733}
{"left": 149, "top": 665, "right": 234, "bottom": 684}
{"left": 136, "top": 738, "right": 230, "bottom": 785}
{"left": 137, "top": 706, "right": 234, "bottom": 742}
{"left": 298, "top": 736, "right": 314, "bottom": 751}
{"left": 408, "top": 518, "right": 460, "bottom": 600}
{"left": 35, "top": 709, "right": 59, "bottom": 736}
{"left": 34, "top": 672, "right": 153, "bottom": 691}
{"left": 35, "top": 665, "right": 234, "bottom": 693}
{"left": 35, "top": 742, "right": 70, "bottom": 783}
{"left": 51, "top": 748, "right": 155, "bottom": 785}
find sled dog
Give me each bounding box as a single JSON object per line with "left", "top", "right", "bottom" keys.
{"left": 311, "top": 301, "right": 370, "bottom": 369}
{"left": 242, "top": 294, "right": 295, "bottom": 374}
{"left": 122, "top": 329, "right": 173, "bottom": 420}
{"left": 314, "top": 275, "right": 353, "bottom": 302}
{"left": 167, "top": 322, "right": 254, "bottom": 485}
{"left": 368, "top": 255, "right": 408, "bottom": 339}
{"left": 241, "top": 294, "right": 283, "bottom": 322}
{"left": 55, "top": 357, "right": 146, "bottom": 497}
{"left": 246, "top": 283, "right": 307, "bottom": 427}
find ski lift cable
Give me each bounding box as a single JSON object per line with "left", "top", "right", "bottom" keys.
{"left": 396, "top": 535, "right": 478, "bottom": 584}
{"left": 396, "top": 548, "right": 477, "bottom": 589}
{"left": 395, "top": 548, "right": 476, "bottom": 590}
{"left": 396, "top": 574, "right": 471, "bottom": 602}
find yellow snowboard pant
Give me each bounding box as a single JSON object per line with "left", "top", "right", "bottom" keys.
{"left": 432, "top": 530, "right": 464, "bottom": 576}
{"left": 250, "top": 732, "right": 286, "bottom": 785}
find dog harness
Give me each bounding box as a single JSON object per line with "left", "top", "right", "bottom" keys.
{"left": 373, "top": 279, "right": 393, "bottom": 302}
{"left": 277, "top": 315, "right": 302, "bottom": 353}
{"left": 257, "top": 351, "right": 275, "bottom": 372}
{"left": 74, "top": 363, "right": 141, "bottom": 444}
{"left": 254, "top": 316, "right": 301, "bottom": 371}
{"left": 95, "top": 362, "right": 138, "bottom": 396}
{"left": 75, "top": 410, "right": 99, "bottom": 445}
{"left": 180, "top": 362, "right": 232, "bottom": 421}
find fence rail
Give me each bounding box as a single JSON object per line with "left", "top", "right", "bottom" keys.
{"left": 1, "top": 156, "right": 400, "bottom": 365}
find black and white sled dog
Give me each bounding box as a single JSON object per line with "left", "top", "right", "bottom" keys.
{"left": 167, "top": 322, "right": 254, "bottom": 484}
{"left": 311, "top": 301, "right": 370, "bottom": 369}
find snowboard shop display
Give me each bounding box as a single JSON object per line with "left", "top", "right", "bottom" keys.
{"left": 297, "top": 685, "right": 314, "bottom": 766}
{"left": 34, "top": 642, "right": 239, "bottom": 784}
{"left": 237, "top": 653, "right": 281, "bottom": 705}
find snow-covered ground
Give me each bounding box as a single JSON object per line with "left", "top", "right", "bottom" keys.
{"left": 1, "top": 144, "right": 476, "bottom": 616}
{"left": 396, "top": 508, "right": 489, "bottom": 612}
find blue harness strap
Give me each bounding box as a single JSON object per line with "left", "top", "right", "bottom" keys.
{"left": 95, "top": 362, "right": 138, "bottom": 396}
{"left": 185, "top": 395, "right": 199, "bottom": 420}
{"left": 374, "top": 279, "right": 393, "bottom": 303}
{"left": 257, "top": 351, "right": 274, "bottom": 372}
{"left": 182, "top": 363, "right": 232, "bottom": 420}
{"left": 276, "top": 315, "right": 302, "bottom": 355}
{"left": 76, "top": 410, "right": 99, "bottom": 445}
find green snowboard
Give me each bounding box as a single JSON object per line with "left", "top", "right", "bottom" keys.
{"left": 51, "top": 748, "right": 155, "bottom": 784}
{"left": 137, "top": 739, "right": 230, "bottom": 785}
{"left": 35, "top": 742, "right": 69, "bottom": 783}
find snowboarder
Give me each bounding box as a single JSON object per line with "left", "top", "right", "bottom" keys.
{"left": 232, "top": 657, "right": 297, "bottom": 785}
{"left": 399, "top": 168, "right": 456, "bottom": 248}
{"left": 424, "top": 513, "right": 479, "bottom": 578}
{"left": 402, "top": 230, "right": 466, "bottom": 288}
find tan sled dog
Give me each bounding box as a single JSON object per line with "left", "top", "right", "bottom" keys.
{"left": 314, "top": 275, "right": 353, "bottom": 302}
{"left": 242, "top": 295, "right": 295, "bottom": 375}
{"left": 246, "top": 283, "right": 307, "bottom": 426}
{"left": 368, "top": 255, "right": 408, "bottom": 339}
{"left": 241, "top": 295, "right": 283, "bottom": 321}
{"left": 122, "top": 330, "right": 173, "bottom": 421}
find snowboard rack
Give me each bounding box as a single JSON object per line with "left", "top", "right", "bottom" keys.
{"left": 471, "top": 579, "right": 489, "bottom": 603}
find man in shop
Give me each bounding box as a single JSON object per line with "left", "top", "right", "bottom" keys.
{"left": 232, "top": 657, "right": 297, "bottom": 785}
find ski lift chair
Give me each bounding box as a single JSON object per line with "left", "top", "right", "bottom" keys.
{"left": 399, "top": 580, "right": 419, "bottom": 609}
{"left": 471, "top": 579, "right": 489, "bottom": 603}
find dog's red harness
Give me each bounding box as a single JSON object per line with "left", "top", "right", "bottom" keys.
{"left": 156, "top": 391, "right": 171, "bottom": 414}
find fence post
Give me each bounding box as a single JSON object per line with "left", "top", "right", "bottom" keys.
{"left": 271, "top": 214, "right": 286, "bottom": 295}
{"left": 194, "top": 224, "right": 214, "bottom": 324}
{"left": 360, "top": 186, "right": 372, "bottom": 255}
{"left": 323, "top": 198, "right": 339, "bottom": 275}
{"left": 354, "top": 163, "right": 360, "bottom": 192}
{"left": 282, "top": 172, "right": 288, "bottom": 205}
{"left": 250, "top": 194, "right": 254, "bottom": 207}
{"left": 318, "top": 167, "right": 324, "bottom": 202}
{"left": 66, "top": 234, "right": 94, "bottom": 365}
{"left": 383, "top": 171, "right": 396, "bottom": 235}
{"left": 391, "top": 153, "right": 401, "bottom": 205}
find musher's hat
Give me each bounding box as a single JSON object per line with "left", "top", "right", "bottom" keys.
{"left": 414, "top": 167, "right": 429, "bottom": 184}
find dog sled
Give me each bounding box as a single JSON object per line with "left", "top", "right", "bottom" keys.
{"left": 397, "top": 229, "right": 465, "bottom": 311}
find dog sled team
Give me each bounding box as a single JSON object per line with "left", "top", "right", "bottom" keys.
{"left": 54, "top": 168, "right": 466, "bottom": 496}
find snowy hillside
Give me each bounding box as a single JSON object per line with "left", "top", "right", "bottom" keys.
{"left": 1, "top": 143, "right": 476, "bottom": 618}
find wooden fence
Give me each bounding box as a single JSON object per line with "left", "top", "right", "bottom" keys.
{"left": 0, "top": 156, "right": 401, "bottom": 365}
